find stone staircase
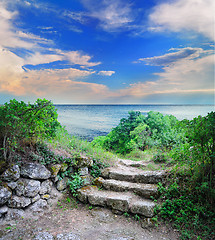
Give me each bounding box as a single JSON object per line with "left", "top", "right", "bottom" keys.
{"left": 77, "top": 159, "right": 166, "bottom": 218}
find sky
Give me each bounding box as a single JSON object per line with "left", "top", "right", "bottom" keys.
{"left": 0, "top": 0, "right": 214, "bottom": 104}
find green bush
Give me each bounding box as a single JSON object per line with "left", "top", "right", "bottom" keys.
{"left": 0, "top": 99, "right": 60, "bottom": 161}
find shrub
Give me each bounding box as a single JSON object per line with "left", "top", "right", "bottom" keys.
{"left": 0, "top": 99, "right": 60, "bottom": 162}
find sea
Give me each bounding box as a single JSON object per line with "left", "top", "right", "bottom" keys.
{"left": 55, "top": 105, "right": 214, "bottom": 141}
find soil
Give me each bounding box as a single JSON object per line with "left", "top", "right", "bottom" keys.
{"left": 0, "top": 193, "right": 180, "bottom": 240}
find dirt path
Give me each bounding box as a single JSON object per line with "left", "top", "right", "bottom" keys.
{"left": 0, "top": 193, "right": 179, "bottom": 240}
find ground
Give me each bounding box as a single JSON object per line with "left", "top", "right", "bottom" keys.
{"left": 0, "top": 193, "right": 180, "bottom": 240}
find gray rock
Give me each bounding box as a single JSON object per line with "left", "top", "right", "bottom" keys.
{"left": 40, "top": 180, "right": 53, "bottom": 195}
{"left": 141, "top": 218, "right": 155, "bottom": 228}
{"left": 32, "top": 194, "right": 41, "bottom": 203}
{"left": 75, "top": 156, "right": 93, "bottom": 168}
{"left": 81, "top": 174, "right": 93, "bottom": 186}
{"left": 0, "top": 205, "right": 8, "bottom": 218}
{"left": 129, "top": 199, "right": 155, "bottom": 217}
{"left": 16, "top": 178, "right": 41, "bottom": 197}
{"left": 49, "top": 164, "right": 61, "bottom": 178}
{"left": 56, "top": 178, "right": 68, "bottom": 191}
{"left": 5, "top": 208, "right": 25, "bottom": 220}
{"left": 0, "top": 184, "right": 12, "bottom": 205}
{"left": 21, "top": 163, "right": 51, "bottom": 180}
{"left": 7, "top": 195, "right": 31, "bottom": 208}
{"left": 0, "top": 164, "right": 20, "bottom": 181}
{"left": 56, "top": 232, "right": 81, "bottom": 240}
{"left": 78, "top": 167, "right": 88, "bottom": 176}
{"left": 106, "top": 196, "right": 130, "bottom": 212}
{"left": 7, "top": 181, "right": 17, "bottom": 190}
{"left": 60, "top": 163, "right": 68, "bottom": 172}
{"left": 33, "top": 232, "right": 54, "bottom": 240}
{"left": 29, "top": 199, "right": 47, "bottom": 212}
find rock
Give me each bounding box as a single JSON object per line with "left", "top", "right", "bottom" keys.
{"left": 41, "top": 194, "right": 50, "bottom": 200}
{"left": 7, "top": 181, "right": 17, "bottom": 190}
{"left": 49, "top": 164, "right": 61, "bottom": 178}
{"left": 0, "top": 184, "right": 12, "bottom": 205}
{"left": 21, "top": 163, "right": 51, "bottom": 180}
{"left": 60, "top": 163, "right": 68, "bottom": 172}
{"left": 5, "top": 208, "right": 25, "bottom": 220}
{"left": 56, "top": 178, "right": 68, "bottom": 191}
{"left": 0, "top": 164, "right": 20, "bottom": 181}
{"left": 93, "top": 177, "right": 105, "bottom": 188}
{"left": 78, "top": 167, "right": 88, "bottom": 176}
{"left": 81, "top": 174, "right": 93, "bottom": 186}
{"left": 7, "top": 195, "right": 31, "bottom": 208}
{"left": 141, "top": 218, "right": 155, "bottom": 229}
{"left": 75, "top": 156, "right": 93, "bottom": 168}
{"left": 33, "top": 232, "right": 54, "bottom": 240}
{"left": 39, "top": 180, "right": 53, "bottom": 195}
{"left": 29, "top": 199, "right": 47, "bottom": 212}
{"left": 56, "top": 232, "right": 81, "bottom": 240}
{"left": 129, "top": 199, "right": 155, "bottom": 217}
{"left": 0, "top": 205, "right": 8, "bottom": 218}
{"left": 32, "top": 194, "right": 41, "bottom": 203}
{"left": 16, "top": 178, "right": 41, "bottom": 197}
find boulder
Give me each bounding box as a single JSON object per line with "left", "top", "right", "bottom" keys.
{"left": 21, "top": 163, "right": 51, "bottom": 180}
{"left": 56, "top": 178, "right": 68, "bottom": 191}
{"left": 29, "top": 199, "right": 47, "bottom": 212}
{"left": 1, "top": 164, "right": 20, "bottom": 181}
{"left": 7, "top": 195, "right": 31, "bottom": 208}
{"left": 16, "top": 178, "right": 41, "bottom": 197}
{"left": 39, "top": 180, "right": 53, "bottom": 195}
{"left": 0, "top": 184, "right": 12, "bottom": 205}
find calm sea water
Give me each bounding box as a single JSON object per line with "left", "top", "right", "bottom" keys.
{"left": 55, "top": 105, "right": 214, "bottom": 141}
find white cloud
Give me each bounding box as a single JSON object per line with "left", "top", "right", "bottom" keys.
{"left": 98, "top": 70, "right": 115, "bottom": 76}
{"left": 126, "top": 53, "right": 214, "bottom": 98}
{"left": 137, "top": 47, "right": 212, "bottom": 66}
{"left": 149, "top": 0, "right": 215, "bottom": 41}
{"left": 81, "top": 0, "right": 134, "bottom": 32}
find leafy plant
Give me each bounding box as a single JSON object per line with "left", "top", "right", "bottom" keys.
{"left": 0, "top": 99, "right": 60, "bottom": 162}
{"left": 67, "top": 173, "right": 84, "bottom": 196}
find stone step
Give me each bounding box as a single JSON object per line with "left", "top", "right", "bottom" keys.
{"left": 118, "top": 159, "right": 150, "bottom": 168}
{"left": 101, "top": 165, "right": 166, "bottom": 184}
{"left": 77, "top": 186, "right": 155, "bottom": 217}
{"left": 98, "top": 178, "right": 158, "bottom": 199}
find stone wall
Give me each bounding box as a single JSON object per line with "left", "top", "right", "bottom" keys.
{"left": 0, "top": 156, "right": 94, "bottom": 222}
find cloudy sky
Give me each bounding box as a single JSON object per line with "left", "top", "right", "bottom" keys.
{"left": 0, "top": 0, "right": 214, "bottom": 104}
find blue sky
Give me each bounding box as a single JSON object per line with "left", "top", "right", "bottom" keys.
{"left": 0, "top": 0, "right": 214, "bottom": 104}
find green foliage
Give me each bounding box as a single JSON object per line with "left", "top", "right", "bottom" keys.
{"left": 67, "top": 173, "right": 84, "bottom": 196}
{"left": 157, "top": 180, "right": 215, "bottom": 239}
{"left": 0, "top": 99, "right": 60, "bottom": 161}
{"left": 92, "top": 110, "right": 184, "bottom": 154}
{"left": 90, "top": 159, "right": 108, "bottom": 178}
